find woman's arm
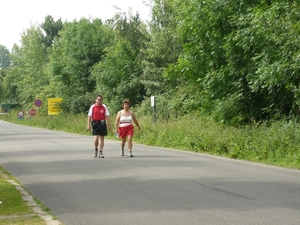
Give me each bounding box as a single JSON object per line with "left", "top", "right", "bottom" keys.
{"left": 131, "top": 112, "right": 140, "bottom": 130}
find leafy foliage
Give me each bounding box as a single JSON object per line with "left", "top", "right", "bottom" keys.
{"left": 141, "top": 0, "right": 182, "bottom": 96}
{"left": 47, "top": 18, "right": 115, "bottom": 113}
{"left": 0, "top": 45, "right": 11, "bottom": 68}
{"left": 8, "top": 26, "right": 48, "bottom": 108}
{"left": 1, "top": 1, "right": 300, "bottom": 124}
{"left": 162, "top": 0, "right": 300, "bottom": 123}
{"left": 40, "top": 15, "right": 63, "bottom": 49}
{"left": 92, "top": 13, "right": 148, "bottom": 113}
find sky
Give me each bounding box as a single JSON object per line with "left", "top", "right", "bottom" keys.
{"left": 0, "top": 0, "right": 151, "bottom": 51}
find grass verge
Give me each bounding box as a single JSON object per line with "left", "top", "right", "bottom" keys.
{"left": 0, "top": 166, "right": 48, "bottom": 225}
{"left": 0, "top": 166, "right": 60, "bottom": 225}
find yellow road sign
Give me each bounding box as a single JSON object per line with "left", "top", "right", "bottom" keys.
{"left": 48, "top": 98, "right": 63, "bottom": 115}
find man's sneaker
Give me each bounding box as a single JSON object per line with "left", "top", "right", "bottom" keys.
{"left": 94, "top": 150, "right": 98, "bottom": 158}
{"left": 129, "top": 151, "right": 133, "bottom": 157}
{"left": 120, "top": 149, "right": 124, "bottom": 156}
{"left": 99, "top": 151, "right": 104, "bottom": 158}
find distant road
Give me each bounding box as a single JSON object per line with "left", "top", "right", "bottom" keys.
{"left": 0, "top": 120, "right": 300, "bottom": 225}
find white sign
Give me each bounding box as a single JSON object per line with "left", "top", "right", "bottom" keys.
{"left": 151, "top": 96, "right": 155, "bottom": 107}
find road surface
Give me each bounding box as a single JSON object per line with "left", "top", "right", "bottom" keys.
{"left": 0, "top": 120, "right": 300, "bottom": 225}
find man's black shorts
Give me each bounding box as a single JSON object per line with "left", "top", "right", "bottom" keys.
{"left": 92, "top": 120, "right": 108, "bottom": 136}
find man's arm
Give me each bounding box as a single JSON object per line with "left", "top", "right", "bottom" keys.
{"left": 106, "top": 115, "right": 111, "bottom": 130}
{"left": 87, "top": 116, "right": 92, "bottom": 130}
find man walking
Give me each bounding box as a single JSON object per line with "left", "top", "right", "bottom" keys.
{"left": 87, "top": 94, "right": 111, "bottom": 158}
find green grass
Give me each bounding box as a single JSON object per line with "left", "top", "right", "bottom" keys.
{"left": 2, "top": 111, "right": 300, "bottom": 169}
{"left": 134, "top": 115, "right": 300, "bottom": 169}
{"left": 0, "top": 217, "right": 45, "bottom": 225}
{"left": 0, "top": 167, "right": 47, "bottom": 225}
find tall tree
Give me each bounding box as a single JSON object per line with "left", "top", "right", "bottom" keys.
{"left": 92, "top": 12, "right": 148, "bottom": 112}
{"left": 0, "top": 45, "right": 11, "bottom": 101}
{"left": 0, "top": 69, "right": 5, "bottom": 101}
{"left": 48, "top": 18, "right": 115, "bottom": 113}
{"left": 161, "top": 0, "right": 300, "bottom": 122}
{"left": 40, "top": 15, "right": 63, "bottom": 48}
{"left": 141, "top": 0, "right": 181, "bottom": 96}
{"left": 10, "top": 26, "right": 48, "bottom": 107}
{"left": 0, "top": 45, "right": 10, "bottom": 69}
{"left": 2, "top": 45, "right": 22, "bottom": 102}
{"left": 228, "top": 1, "right": 300, "bottom": 119}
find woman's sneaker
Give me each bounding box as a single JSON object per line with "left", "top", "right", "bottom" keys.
{"left": 129, "top": 151, "right": 133, "bottom": 157}
{"left": 120, "top": 149, "right": 124, "bottom": 156}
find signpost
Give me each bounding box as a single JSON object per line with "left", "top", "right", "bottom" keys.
{"left": 29, "top": 109, "right": 37, "bottom": 116}
{"left": 48, "top": 98, "right": 63, "bottom": 115}
{"left": 17, "top": 110, "right": 24, "bottom": 119}
{"left": 34, "top": 99, "right": 42, "bottom": 107}
{"left": 34, "top": 99, "right": 42, "bottom": 116}
{"left": 1, "top": 104, "right": 12, "bottom": 114}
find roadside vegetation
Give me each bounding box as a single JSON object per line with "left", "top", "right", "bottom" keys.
{"left": 2, "top": 110, "right": 300, "bottom": 170}
{"left": 0, "top": 166, "right": 48, "bottom": 225}
{"left": 1, "top": 1, "right": 300, "bottom": 126}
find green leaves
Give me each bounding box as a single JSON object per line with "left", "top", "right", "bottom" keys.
{"left": 47, "top": 18, "right": 115, "bottom": 113}
{"left": 226, "top": 2, "right": 300, "bottom": 119}
{"left": 2, "top": 1, "right": 300, "bottom": 123}
{"left": 6, "top": 26, "right": 48, "bottom": 107}
{"left": 163, "top": 0, "right": 300, "bottom": 122}
{"left": 0, "top": 45, "right": 10, "bottom": 69}
{"left": 91, "top": 13, "right": 147, "bottom": 112}
{"left": 40, "top": 15, "right": 63, "bottom": 49}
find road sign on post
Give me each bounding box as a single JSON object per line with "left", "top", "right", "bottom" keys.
{"left": 34, "top": 99, "right": 42, "bottom": 116}
{"left": 34, "top": 99, "right": 42, "bottom": 107}
{"left": 48, "top": 98, "right": 63, "bottom": 115}
{"left": 17, "top": 110, "right": 24, "bottom": 119}
{"left": 30, "top": 109, "right": 36, "bottom": 116}
{"left": 1, "top": 104, "right": 11, "bottom": 114}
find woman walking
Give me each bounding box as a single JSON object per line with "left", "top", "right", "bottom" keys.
{"left": 115, "top": 99, "right": 140, "bottom": 157}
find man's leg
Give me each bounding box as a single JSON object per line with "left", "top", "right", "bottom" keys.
{"left": 94, "top": 135, "right": 99, "bottom": 148}
{"left": 93, "top": 135, "right": 99, "bottom": 158}
{"left": 99, "top": 136, "right": 104, "bottom": 151}
{"left": 99, "top": 136, "right": 105, "bottom": 158}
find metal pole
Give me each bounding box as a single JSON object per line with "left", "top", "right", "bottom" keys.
{"left": 153, "top": 104, "right": 156, "bottom": 123}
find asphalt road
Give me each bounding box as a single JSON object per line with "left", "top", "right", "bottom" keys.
{"left": 0, "top": 119, "right": 300, "bottom": 225}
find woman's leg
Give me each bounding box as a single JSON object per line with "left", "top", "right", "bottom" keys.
{"left": 128, "top": 135, "right": 133, "bottom": 151}
{"left": 121, "top": 136, "right": 126, "bottom": 150}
